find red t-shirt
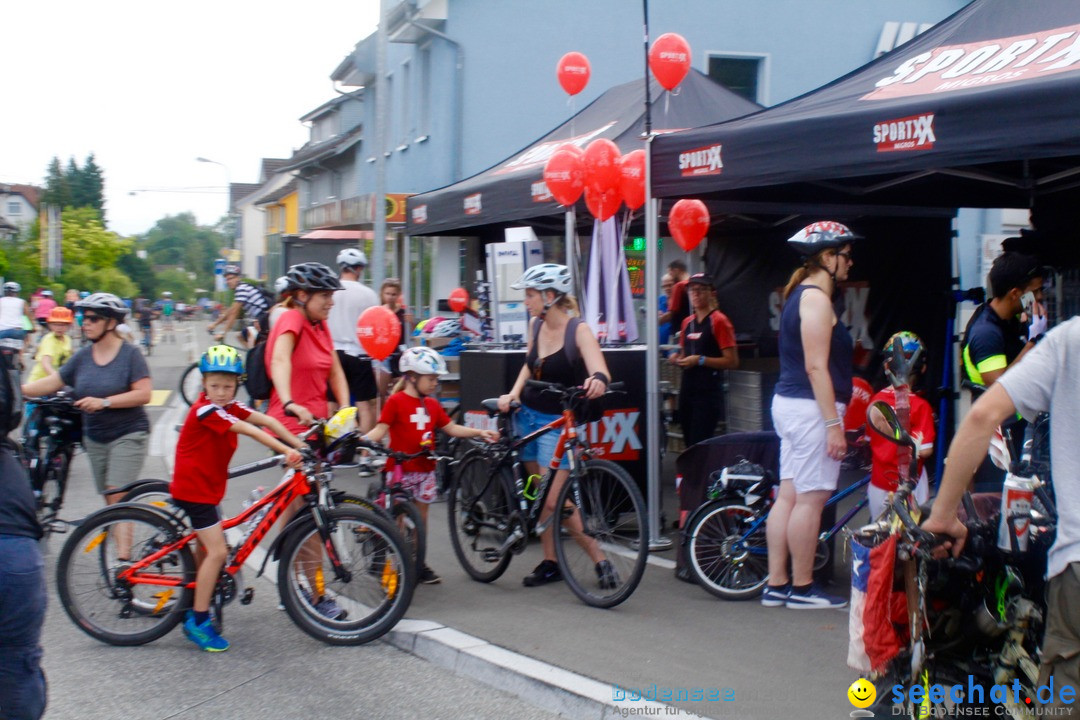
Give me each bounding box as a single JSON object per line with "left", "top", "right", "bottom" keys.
{"left": 678, "top": 309, "right": 736, "bottom": 356}
{"left": 866, "top": 387, "right": 936, "bottom": 491}
{"left": 171, "top": 394, "right": 253, "bottom": 504}
{"left": 266, "top": 308, "right": 334, "bottom": 434}
{"left": 378, "top": 391, "right": 451, "bottom": 473}
{"left": 668, "top": 280, "right": 690, "bottom": 330}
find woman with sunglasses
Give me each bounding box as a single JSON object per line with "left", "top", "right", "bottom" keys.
{"left": 763, "top": 222, "right": 857, "bottom": 611}
{"left": 22, "top": 292, "right": 151, "bottom": 505}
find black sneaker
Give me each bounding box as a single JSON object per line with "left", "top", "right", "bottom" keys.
{"left": 522, "top": 559, "right": 562, "bottom": 587}
{"left": 596, "top": 559, "right": 620, "bottom": 590}
{"left": 674, "top": 564, "right": 696, "bottom": 584}
{"left": 419, "top": 566, "right": 442, "bottom": 585}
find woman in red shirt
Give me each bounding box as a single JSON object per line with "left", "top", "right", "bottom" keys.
{"left": 267, "top": 262, "right": 350, "bottom": 432}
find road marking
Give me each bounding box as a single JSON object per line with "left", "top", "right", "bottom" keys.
{"left": 148, "top": 389, "right": 171, "bottom": 406}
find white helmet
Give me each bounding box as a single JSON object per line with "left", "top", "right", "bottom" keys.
{"left": 41, "top": 289, "right": 53, "bottom": 297}
{"left": 274, "top": 275, "right": 290, "bottom": 294}
{"left": 426, "top": 318, "right": 460, "bottom": 338}
{"left": 3, "top": 281, "right": 20, "bottom": 295}
{"left": 399, "top": 346, "right": 448, "bottom": 376}
{"left": 76, "top": 292, "right": 129, "bottom": 320}
{"left": 337, "top": 248, "right": 368, "bottom": 268}
{"left": 511, "top": 263, "right": 572, "bottom": 295}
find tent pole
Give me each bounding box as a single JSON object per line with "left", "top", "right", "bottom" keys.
{"left": 565, "top": 208, "right": 576, "bottom": 289}
{"left": 644, "top": 134, "right": 670, "bottom": 550}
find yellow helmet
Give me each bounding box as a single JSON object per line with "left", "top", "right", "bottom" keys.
{"left": 324, "top": 406, "right": 358, "bottom": 441}
{"left": 199, "top": 344, "right": 244, "bottom": 375}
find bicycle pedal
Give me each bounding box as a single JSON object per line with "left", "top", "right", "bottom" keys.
{"left": 47, "top": 520, "right": 69, "bottom": 534}
{"left": 480, "top": 548, "right": 503, "bottom": 563}
{"left": 240, "top": 588, "right": 254, "bottom": 605}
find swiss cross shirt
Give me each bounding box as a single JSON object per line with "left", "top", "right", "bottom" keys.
{"left": 379, "top": 391, "right": 451, "bottom": 473}
{"left": 171, "top": 394, "right": 253, "bottom": 504}
{"left": 866, "top": 387, "right": 936, "bottom": 492}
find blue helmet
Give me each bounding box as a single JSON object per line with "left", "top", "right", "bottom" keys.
{"left": 199, "top": 345, "right": 244, "bottom": 375}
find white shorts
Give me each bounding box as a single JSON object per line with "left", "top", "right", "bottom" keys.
{"left": 867, "top": 469, "right": 930, "bottom": 520}
{"left": 771, "top": 395, "right": 846, "bottom": 494}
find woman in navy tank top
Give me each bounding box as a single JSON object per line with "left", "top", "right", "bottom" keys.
{"left": 764, "top": 222, "right": 858, "bottom": 611}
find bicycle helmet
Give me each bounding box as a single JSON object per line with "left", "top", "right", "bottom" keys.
{"left": 425, "top": 318, "right": 461, "bottom": 338}
{"left": 273, "top": 275, "right": 291, "bottom": 294}
{"left": 223, "top": 264, "right": 241, "bottom": 276}
{"left": 2, "top": 281, "right": 20, "bottom": 295}
{"left": 76, "top": 292, "right": 129, "bottom": 320}
{"left": 162, "top": 291, "right": 172, "bottom": 298}
{"left": 511, "top": 263, "right": 573, "bottom": 295}
{"left": 399, "top": 346, "right": 448, "bottom": 376}
{"left": 786, "top": 221, "right": 860, "bottom": 256}
{"left": 79, "top": 290, "right": 89, "bottom": 299}
{"left": 882, "top": 331, "right": 926, "bottom": 373}
{"left": 336, "top": 248, "right": 368, "bottom": 268}
{"left": 199, "top": 344, "right": 244, "bottom": 375}
{"left": 285, "top": 262, "right": 343, "bottom": 292}
{"left": 41, "top": 289, "right": 53, "bottom": 297}
{"left": 46, "top": 307, "right": 74, "bottom": 324}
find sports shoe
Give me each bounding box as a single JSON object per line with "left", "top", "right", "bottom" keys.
{"left": 785, "top": 584, "right": 847, "bottom": 610}
{"left": 182, "top": 611, "right": 229, "bottom": 652}
{"left": 522, "top": 559, "right": 562, "bottom": 587}
{"left": 418, "top": 566, "right": 442, "bottom": 585}
{"left": 760, "top": 584, "right": 791, "bottom": 607}
{"left": 300, "top": 587, "right": 349, "bottom": 620}
{"left": 674, "top": 564, "right": 695, "bottom": 584}
{"left": 596, "top": 560, "right": 620, "bottom": 590}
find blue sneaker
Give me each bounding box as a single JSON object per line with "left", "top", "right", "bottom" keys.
{"left": 760, "top": 584, "right": 790, "bottom": 607}
{"left": 785, "top": 584, "right": 847, "bottom": 610}
{"left": 182, "top": 611, "right": 229, "bottom": 651}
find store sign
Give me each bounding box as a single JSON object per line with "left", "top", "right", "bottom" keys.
{"left": 531, "top": 180, "right": 553, "bottom": 202}
{"left": 678, "top": 143, "right": 723, "bottom": 177}
{"left": 863, "top": 23, "right": 1080, "bottom": 100}
{"left": 464, "top": 193, "right": 482, "bottom": 215}
{"left": 411, "top": 204, "right": 427, "bottom": 224}
{"left": 873, "top": 113, "right": 936, "bottom": 152}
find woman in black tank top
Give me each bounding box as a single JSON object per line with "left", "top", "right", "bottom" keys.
{"left": 497, "top": 264, "right": 614, "bottom": 588}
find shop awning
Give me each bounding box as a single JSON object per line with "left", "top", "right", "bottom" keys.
{"left": 299, "top": 229, "right": 373, "bottom": 241}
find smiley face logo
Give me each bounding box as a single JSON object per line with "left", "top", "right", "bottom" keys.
{"left": 848, "top": 678, "right": 876, "bottom": 708}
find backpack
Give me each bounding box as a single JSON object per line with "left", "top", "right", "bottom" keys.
{"left": 0, "top": 344, "right": 24, "bottom": 434}
{"left": 244, "top": 342, "right": 273, "bottom": 400}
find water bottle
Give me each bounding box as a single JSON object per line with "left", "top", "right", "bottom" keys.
{"left": 241, "top": 486, "right": 268, "bottom": 534}
{"left": 997, "top": 473, "right": 1035, "bottom": 553}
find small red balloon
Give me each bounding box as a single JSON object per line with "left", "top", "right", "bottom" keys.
{"left": 448, "top": 287, "right": 469, "bottom": 313}
{"left": 668, "top": 199, "right": 710, "bottom": 252}
{"left": 543, "top": 144, "right": 586, "bottom": 207}
{"left": 585, "top": 186, "right": 621, "bottom": 222}
{"left": 556, "top": 52, "right": 591, "bottom": 96}
{"left": 619, "top": 150, "right": 646, "bottom": 210}
{"left": 583, "top": 139, "right": 622, "bottom": 196}
{"left": 356, "top": 305, "right": 401, "bottom": 361}
{"left": 649, "top": 33, "right": 692, "bottom": 91}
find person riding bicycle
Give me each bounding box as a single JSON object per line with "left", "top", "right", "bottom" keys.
{"left": 155, "top": 291, "right": 175, "bottom": 343}
{"left": 170, "top": 345, "right": 304, "bottom": 652}
{"left": 208, "top": 264, "right": 270, "bottom": 346}
{"left": 495, "top": 263, "right": 615, "bottom": 588}
{"left": 27, "top": 307, "right": 73, "bottom": 383}
{"left": 363, "top": 346, "right": 497, "bottom": 584}
{"left": 864, "top": 331, "right": 935, "bottom": 519}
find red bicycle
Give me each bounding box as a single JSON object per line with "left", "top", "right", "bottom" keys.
{"left": 56, "top": 434, "right": 415, "bottom": 646}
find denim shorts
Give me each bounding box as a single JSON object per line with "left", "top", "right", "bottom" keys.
{"left": 515, "top": 404, "right": 570, "bottom": 471}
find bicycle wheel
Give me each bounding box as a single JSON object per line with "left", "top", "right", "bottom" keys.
{"left": 119, "top": 480, "right": 174, "bottom": 511}
{"left": 554, "top": 459, "right": 647, "bottom": 608}
{"left": 179, "top": 362, "right": 202, "bottom": 406}
{"left": 686, "top": 502, "right": 768, "bottom": 600}
{"left": 36, "top": 445, "right": 69, "bottom": 526}
{"left": 335, "top": 492, "right": 392, "bottom": 522}
{"left": 392, "top": 500, "right": 426, "bottom": 574}
{"left": 56, "top": 505, "right": 194, "bottom": 646}
{"left": 447, "top": 453, "right": 515, "bottom": 583}
{"left": 277, "top": 505, "right": 414, "bottom": 645}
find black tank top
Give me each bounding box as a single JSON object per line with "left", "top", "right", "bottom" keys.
{"left": 521, "top": 317, "right": 586, "bottom": 415}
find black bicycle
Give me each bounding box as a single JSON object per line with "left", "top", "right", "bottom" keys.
{"left": 447, "top": 380, "right": 647, "bottom": 608}
{"left": 21, "top": 392, "right": 82, "bottom": 533}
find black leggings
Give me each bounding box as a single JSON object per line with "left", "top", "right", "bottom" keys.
{"left": 678, "top": 375, "right": 723, "bottom": 449}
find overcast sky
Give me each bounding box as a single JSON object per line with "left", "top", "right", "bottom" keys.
{"left": 1, "top": 1, "right": 378, "bottom": 236}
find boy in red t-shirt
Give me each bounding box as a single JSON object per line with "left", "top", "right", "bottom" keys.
{"left": 363, "top": 347, "right": 497, "bottom": 584}
{"left": 865, "top": 332, "right": 936, "bottom": 519}
{"left": 170, "top": 346, "right": 305, "bottom": 652}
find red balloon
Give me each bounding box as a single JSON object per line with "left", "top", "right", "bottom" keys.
{"left": 585, "top": 186, "right": 621, "bottom": 222}
{"left": 543, "top": 144, "right": 585, "bottom": 207}
{"left": 619, "top": 150, "right": 646, "bottom": 210}
{"left": 556, "top": 52, "right": 591, "bottom": 96}
{"left": 582, "top": 139, "right": 622, "bottom": 195}
{"left": 448, "top": 287, "right": 469, "bottom": 313}
{"left": 356, "top": 305, "right": 401, "bottom": 361}
{"left": 649, "top": 33, "right": 692, "bottom": 91}
{"left": 668, "top": 199, "right": 710, "bottom": 252}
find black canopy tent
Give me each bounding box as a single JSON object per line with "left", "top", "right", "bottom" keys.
{"left": 406, "top": 70, "right": 760, "bottom": 239}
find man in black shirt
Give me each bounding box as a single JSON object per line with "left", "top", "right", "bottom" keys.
{"left": 0, "top": 441, "right": 46, "bottom": 719}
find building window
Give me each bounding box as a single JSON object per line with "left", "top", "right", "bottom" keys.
{"left": 418, "top": 42, "right": 431, "bottom": 140}
{"left": 707, "top": 55, "right": 764, "bottom": 104}
{"left": 385, "top": 72, "right": 394, "bottom": 155}
{"left": 399, "top": 58, "right": 411, "bottom": 149}
{"left": 6, "top": 202, "right": 20, "bottom": 215}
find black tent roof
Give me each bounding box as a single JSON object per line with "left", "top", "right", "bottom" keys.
{"left": 650, "top": 0, "right": 1080, "bottom": 210}
{"left": 407, "top": 70, "right": 760, "bottom": 236}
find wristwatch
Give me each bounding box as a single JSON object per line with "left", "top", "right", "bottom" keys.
{"left": 102, "top": 398, "right": 112, "bottom": 409}
{"left": 698, "top": 355, "right": 706, "bottom": 367}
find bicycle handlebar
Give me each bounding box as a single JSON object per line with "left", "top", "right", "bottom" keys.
{"left": 355, "top": 435, "right": 452, "bottom": 463}
{"left": 525, "top": 379, "right": 626, "bottom": 394}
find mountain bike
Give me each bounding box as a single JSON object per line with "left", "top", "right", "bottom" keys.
{"left": 447, "top": 380, "right": 647, "bottom": 608}
{"left": 57, "top": 433, "right": 415, "bottom": 647}
{"left": 21, "top": 392, "right": 82, "bottom": 534}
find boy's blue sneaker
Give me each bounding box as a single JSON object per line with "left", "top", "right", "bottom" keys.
{"left": 182, "top": 611, "right": 229, "bottom": 652}
{"left": 785, "top": 584, "right": 847, "bottom": 610}
{"left": 760, "top": 584, "right": 790, "bottom": 607}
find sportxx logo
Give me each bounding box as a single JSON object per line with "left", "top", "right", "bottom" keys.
{"left": 863, "top": 23, "right": 1080, "bottom": 100}
{"left": 531, "top": 180, "right": 553, "bottom": 202}
{"left": 874, "top": 113, "right": 936, "bottom": 152}
{"left": 678, "top": 144, "right": 723, "bottom": 177}
{"left": 582, "top": 409, "right": 641, "bottom": 461}
{"left": 464, "top": 193, "right": 482, "bottom": 215}
{"left": 411, "top": 204, "right": 427, "bottom": 224}
{"left": 658, "top": 50, "right": 688, "bottom": 64}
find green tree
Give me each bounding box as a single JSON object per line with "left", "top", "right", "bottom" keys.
{"left": 75, "top": 153, "right": 106, "bottom": 223}
{"left": 155, "top": 268, "right": 197, "bottom": 303}
{"left": 117, "top": 252, "right": 156, "bottom": 297}
{"left": 60, "top": 207, "right": 131, "bottom": 269}
{"left": 41, "top": 157, "right": 71, "bottom": 209}
{"left": 143, "top": 212, "right": 226, "bottom": 289}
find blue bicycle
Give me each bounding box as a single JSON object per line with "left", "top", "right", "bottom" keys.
{"left": 683, "top": 460, "right": 869, "bottom": 600}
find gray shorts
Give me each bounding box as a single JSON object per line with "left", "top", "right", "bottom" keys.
{"left": 82, "top": 431, "right": 149, "bottom": 494}
{"left": 1038, "top": 562, "right": 1080, "bottom": 709}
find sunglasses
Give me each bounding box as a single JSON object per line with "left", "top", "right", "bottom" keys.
{"left": 834, "top": 251, "right": 853, "bottom": 261}
{"left": 82, "top": 314, "right": 106, "bottom": 324}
